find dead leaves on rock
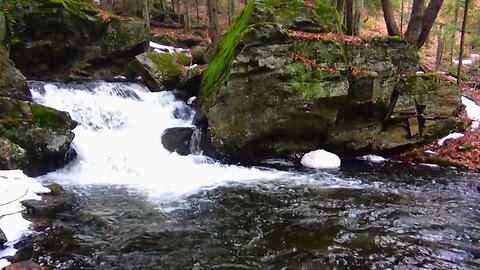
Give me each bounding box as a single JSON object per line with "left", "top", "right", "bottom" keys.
{"left": 287, "top": 30, "right": 363, "bottom": 45}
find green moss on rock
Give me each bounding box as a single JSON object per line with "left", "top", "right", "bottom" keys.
{"left": 200, "top": 0, "right": 255, "bottom": 104}
{"left": 101, "top": 16, "right": 149, "bottom": 56}
{"left": 48, "top": 0, "right": 98, "bottom": 21}
{"left": 145, "top": 52, "right": 181, "bottom": 77}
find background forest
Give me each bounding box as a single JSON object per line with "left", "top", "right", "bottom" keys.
{"left": 87, "top": 0, "right": 480, "bottom": 81}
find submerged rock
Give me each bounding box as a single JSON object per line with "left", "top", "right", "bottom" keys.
{"left": 197, "top": 0, "right": 462, "bottom": 161}
{"left": 301, "top": 149, "right": 341, "bottom": 169}
{"left": 9, "top": 0, "right": 149, "bottom": 81}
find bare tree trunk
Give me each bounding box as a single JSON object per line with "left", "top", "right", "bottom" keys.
{"left": 228, "top": 0, "right": 235, "bottom": 25}
{"left": 184, "top": 0, "right": 190, "bottom": 31}
{"left": 450, "top": 0, "right": 461, "bottom": 65}
{"left": 416, "top": 0, "right": 444, "bottom": 48}
{"left": 195, "top": 0, "right": 199, "bottom": 22}
{"left": 345, "top": 0, "right": 354, "bottom": 35}
{"left": 207, "top": 0, "right": 220, "bottom": 46}
{"left": 142, "top": 0, "right": 150, "bottom": 27}
{"left": 436, "top": 24, "right": 444, "bottom": 71}
{"left": 405, "top": 0, "right": 425, "bottom": 44}
{"left": 400, "top": 0, "right": 405, "bottom": 33}
{"left": 353, "top": 0, "right": 363, "bottom": 36}
{"left": 381, "top": 0, "right": 401, "bottom": 36}
{"left": 457, "top": 0, "right": 470, "bottom": 85}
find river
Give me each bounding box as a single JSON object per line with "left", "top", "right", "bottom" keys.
{"left": 17, "top": 81, "right": 480, "bottom": 269}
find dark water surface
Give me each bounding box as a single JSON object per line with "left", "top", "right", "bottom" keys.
{"left": 20, "top": 161, "right": 480, "bottom": 270}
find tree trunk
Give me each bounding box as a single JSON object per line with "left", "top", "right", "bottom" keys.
{"left": 184, "top": 0, "right": 190, "bottom": 31}
{"left": 381, "top": 0, "right": 401, "bottom": 36}
{"left": 457, "top": 0, "right": 470, "bottom": 85}
{"left": 228, "top": 0, "right": 235, "bottom": 25}
{"left": 435, "top": 24, "right": 444, "bottom": 71}
{"left": 450, "top": 0, "right": 461, "bottom": 65}
{"left": 195, "top": 0, "right": 199, "bottom": 22}
{"left": 142, "top": 0, "right": 150, "bottom": 27}
{"left": 404, "top": 0, "right": 425, "bottom": 45}
{"left": 353, "top": 0, "right": 363, "bottom": 36}
{"left": 416, "top": 0, "right": 444, "bottom": 48}
{"left": 207, "top": 0, "right": 220, "bottom": 46}
{"left": 400, "top": 0, "right": 405, "bottom": 33}
{"left": 345, "top": 0, "right": 354, "bottom": 35}
{"left": 336, "top": 0, "right": 344, "bottom": 22}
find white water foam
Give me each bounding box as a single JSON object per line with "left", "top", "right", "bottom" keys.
{"left": 30, "top": 82, "right": 362, "bottom": 202}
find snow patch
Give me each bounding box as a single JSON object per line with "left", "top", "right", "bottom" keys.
{"left": 462, "top": 96, "right": 480, "bottom": 129}
{"left": 150, "top": 41, "right": 187, "bottom": 54}
{"left": 301, "top": 149, "right": 341, "bottom": 169}
{"left": 438, "top": 132, "right": 464, "bottom": 146}
{"left": 357, "top": 154, "right": 386, "bottom": 163}
{"left": 0, "top": 170, "right": 50, "bottom": 267}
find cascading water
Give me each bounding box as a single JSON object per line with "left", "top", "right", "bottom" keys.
{"left": 29, "top": 81, "right": 359, "bottom": 202}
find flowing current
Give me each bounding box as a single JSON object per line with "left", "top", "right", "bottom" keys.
{"left": 21, "top": 81, "right": 480, "bottom": 269}
{"left": 29, "top": 81, "right": 357, "bottom": 201}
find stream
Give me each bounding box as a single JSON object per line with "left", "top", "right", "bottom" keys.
{"left": 20, "top": 81, "right": 480, "bottom": 269}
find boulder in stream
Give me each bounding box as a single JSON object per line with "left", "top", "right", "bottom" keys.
{"left": 0, "top": 97, "right": 77, "bottom": 176}
{"left": 161, "top": 127, "right": 195, "bottom": 155}
{"left": 197, "top": 0, "right": 462, "bottom": 162}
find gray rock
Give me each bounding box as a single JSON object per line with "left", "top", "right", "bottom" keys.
{"left": 197, "top": 0, "right": 462, "bottom": 161}
{"left": 161, "top": 127, "right": 195, "bottom": 155}
{"left": 10, "top": 0, "right": 149, "bottom": 81}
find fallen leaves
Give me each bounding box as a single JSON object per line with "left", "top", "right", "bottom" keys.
{"left": 287, "top": 30, "right": 363, "bottom": 45}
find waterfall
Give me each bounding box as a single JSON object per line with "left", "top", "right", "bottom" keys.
{"left": 29, "top": 81, "right": 361, "bottom": 202}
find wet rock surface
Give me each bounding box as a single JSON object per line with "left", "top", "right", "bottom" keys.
{"left": 0, "top": 97, "right": 76, "bottom": 176}
{"left": 161, "top": 127, "right": 195, "bottom": 155}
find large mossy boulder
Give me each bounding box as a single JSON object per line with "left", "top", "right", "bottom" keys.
{"left": 9, "top": 0, "right": 150, "bottom": 81}
{"left": 197, "top": 0, "right": 462, "bottom": 161}
{"left": 0, "top": 97, "right": 77, "bottom": 176}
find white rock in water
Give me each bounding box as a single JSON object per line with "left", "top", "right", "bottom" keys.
{"left": 301, "top": 149, "right": 341, "bottom": 169}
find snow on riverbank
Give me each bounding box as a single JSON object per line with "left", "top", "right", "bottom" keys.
{"left": 0, "top": 170, "right": 50, "bottom": 268}
{"left": 436, "top": 95, "right": 480, "bottom": 146}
